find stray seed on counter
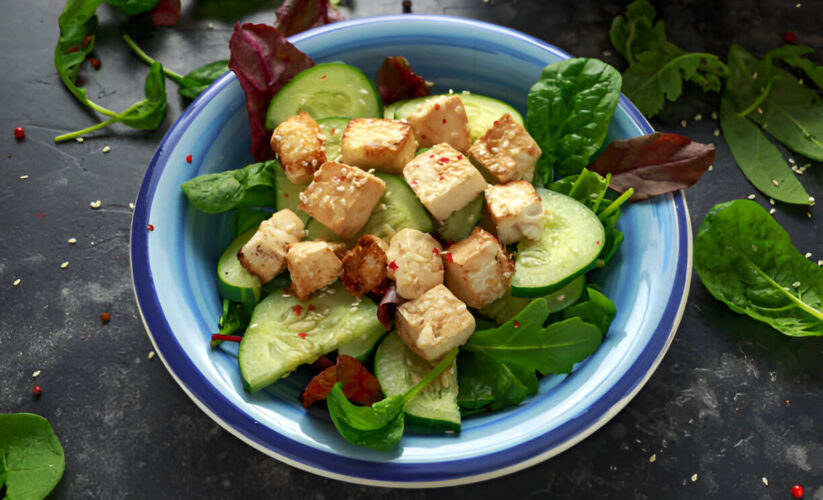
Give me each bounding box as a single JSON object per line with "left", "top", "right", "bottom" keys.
{"left": 60, "top": 261, "right": 69, "bottom": 269}
{"left": 129, "top": 202, "right": 135, "bottom": 210}
{"left": 20, "top": 175, "right": 29, "bottom": 179}
{"left": 691, "top": 474, "right": 698, "bottom": 482}
{"left": 807, "top": 212, "right": 812, "bottom": 218}
{"left": 708, "top": 165, "right": 713, "bottom": 171}
{"left": 713, "top": 129, "right": 720, "bottom": 137}
{"left": 711, "top": 111, "right": 718, "bottom": 120}
{"left": 769, "top": 208, "right": 776, "bottom": 214}
{"left": 694, "top": 113, "right": 702, "bottom": 121}
{"left": 603, "top": 50, "right": 612, "bottom": 56}
{"left": 76, "top": 137, "right": 84, "bottom": 143}
{"left": 805, "top": 252, "right": 812, "bottom": 258}
{"left": 680, "top": 120, "right": 687, "bottom": 128}
{"left": 90, "top": 200, "right": 102, "bottom": 209}
{"left": 13, "top": 278, "right": 21, "bottom": 286}
{"left": 68, "top": 237, "right": 77, "bottom": 244}
{"left": 102, "top": 146, "right": 111, "bottom": 153}
{"left": 762, "top": 477, "right": 769, "bottom": 487}
{"left": 208, "top": 22, "right": 215, "bottom": 29}
{"left": 769, "top": 198, "right": 775, "bottom": 205}
{"left": 32, "top": 370, "right": 41, "bottom": 378}
{"left": 649, "top": 454, "right": 657, "bottom": 463}
{"left": 148, "top": 351, "right": 156, "bottom": 360}
{"left": 747, "top": 194, "right": 756, "bottom": 200}
{"left": 792, "top": 281, "right": 801, "bottom": 288}
{"left": 818, "top": 260, "right": 823, "bottom": 266}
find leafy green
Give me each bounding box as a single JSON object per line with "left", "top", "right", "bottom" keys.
{"left": 210, "top": 299, "right": 251, "bottom": 348}
{"left": 694, "top": 200, "right": 823, "bottom": 336}
{"left": 181, "top": 160, "right": 278, "bottom": 214}
{"left": 561, "top": 287, "right": 617, "bottom": 335}
{"left": 0, "top": 413, "right": 65, "bottom": 500}
{"left": 231, "top": 208, "right": 270, "bottom": 237}
{"left": 104, "top": 0, "right": 159, "bottom": 15}
{"left": 768, "top": 45, "right": 823, "bottom": 90}
{"left": 457, "top": 350, "right": 537, "bottom": 412}
{"left": 610, "top": 0, "right": 728, "bottom": 118}
{"left": 326, "top": 348, "right": 458, "bottom": 451}
{"left": 525, "top": 58, "right": 622, "bottom": 182}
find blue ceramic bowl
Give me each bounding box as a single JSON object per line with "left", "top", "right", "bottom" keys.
{"left": 131, "top": 15, "right": 691, "bottom": 487}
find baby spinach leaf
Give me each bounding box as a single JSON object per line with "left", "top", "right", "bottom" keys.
{"left": 561, "top": 287, "right": 617, "bottom": 335}
{"left": 104, "top": 0, "right": 159, "bottom": 15}
{"left": 326, "top": 349, "right": 458, "bottom": 450}
{"left": 181, "top": 160, "right": 278, "bottom": 214}
{"left": 55, "top": 0, "right": 106, "bottom": 109}
{"left": 118, "top": 61, "right": 167, "bottom": 129}
{"left": 525, "top": 58, "right": 622, "bottom": 182}
{"left": 231, "top": 208, "right": 270, "bottom": 237}
{"left": 694, "top": 200, "right": 823, "bottom": 337}
{"left": 0, "top": 413, "right": 65, "bottom": 500}
{"left": 457, "top": 350, "right": 537, "bottom": 412}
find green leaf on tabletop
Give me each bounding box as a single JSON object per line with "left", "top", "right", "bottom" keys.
{"left": 55, "top": 0, "right": 106, "bottom": 106}
{"left": 694, "top": 200, "right": 823, "bottom": 337}
{"left": 178, "top": 60, "right": 230, "bottom": 98}
{"left": 609, "top": 0, "right": 663, "bottom": 64}
{"left": 104, "top": 0, "right": 160, "bottom": 15}
{"left": 768, "top": 45, "right": 823, "bottom": 89}
{"left": 117, "top": 61, "right": 167, "bottom": 129}
{"left": 0, "top": 413, "right": 65, "bottom": 500}
{"left": 181, "top": 160, "right": 278, "bottom": 214}
{"left": 525, "top": 58, "right": 622, "bottom": 182}
{"left": 561, "top": 287, "right": 617, "bottom": 335}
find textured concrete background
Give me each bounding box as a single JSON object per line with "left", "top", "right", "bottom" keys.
{"left": 1, "top": 0, "right": 821, "bottom": 498}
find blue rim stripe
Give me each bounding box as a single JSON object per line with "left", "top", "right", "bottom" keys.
{"left": 131, "top": 14, "right": 691, "bottom": 486}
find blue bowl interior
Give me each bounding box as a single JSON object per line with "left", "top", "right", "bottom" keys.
{"left": 131, "top": 15, "right": 690, "bottom": 486}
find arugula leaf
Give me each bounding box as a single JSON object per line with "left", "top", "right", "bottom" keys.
{"left": 465, "top": 300, "right": 602, "bottom": 375}
{"left": 0, "top": 413, "right": 65, "bottom": 500}
{"left": 768, "top": 45, "right": 823, "bottom": 90}
{"left": 694, "top": 200, "right": 823, "bottom": 336}
{"left": 525, "top": 58, "right": 622, "bottom": 182}
{"left": 181, "top": 160, "right": 278, "bottom": 214}
{"left": 326, "top": 349, "right": 458, "bottom": 450}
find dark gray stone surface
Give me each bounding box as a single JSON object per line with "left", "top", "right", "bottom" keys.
{"left": 1, "top": 0, "right": 821, "bottom": 498}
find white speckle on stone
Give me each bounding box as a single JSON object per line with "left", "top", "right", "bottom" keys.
{"left": 13, "top": 278, "right": 21, "bottom": 286}
{"left": 68, "top": 237, "right": 77, "bottom": 244}
{"left": 60, "top": 261, "right": 69, "bottom": 269}
{"left": 805, "top": 252, "right": 812, "bottom": 258}
{"left": 76, "top": 137, "right": 84, "bottom": 143}
{"left": 691, "top": 473, "right": 698, "bottom": 482}
{"left": 90, "top": 200, "right": 102, "bottom": 209}
{"left": 32, "top": 370, "right": 41, "bottom": 378}
{"left": 649, "top": 454, "right": 657, "bottom": 463}
{"left": 102, "top": 146, "right": 111, "bottom": 153}
{"left": 129, "top": 202, "right": 135, "bottom": 211}
{"left": 148, "top": 351, "right": 156, "bottom": 360}
{"left": 761, "top": 477, "right": 768, "bottom": 486}
{"left": 20, "top": 175, "right": 29, "bottom": 179}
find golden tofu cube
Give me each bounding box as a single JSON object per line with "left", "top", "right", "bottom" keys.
{"left": 237, "top": 209, "right": 305, "bottom": 283}
{"left": 298, "top": 161, "right": 386, "bottom": 239}
{"left": 396, "top": 284, "right": 476, "bottom": 362}
{"left": 340, "top": 118, "right": 419, "bottom": 175}
{"left": 405, "top": 95, "right": 471, "bottom": 153}
{"left": 484, "top": 181, "right": 547, "bottom": 244}
{"left": 386, "top": 228, "right": 444, "bottom": 300}
{"left": 270, "top": 111, "right": 327, "bottom": 184}
{"left": 341, "top": 235, "right": 389, "bottom": 297}
{"left": 403, "top": 143, "right": 488, "bottom": 222}
{"left": 444, "top": 227, "right": 514, "bottom": 309}
{"left": 286, "top": 240, "right": 345, "bottom": 301}
{"left": 468, "top": 113, "right": 541, "bottom": 183}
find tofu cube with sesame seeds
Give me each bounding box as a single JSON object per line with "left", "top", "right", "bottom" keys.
{"left": 298, "top": 161, "right": 386, "bottom": 239}
{"left": 238, "top": 209, "right": 305, "bottom": 284}
{"left": 444, "top": 227, "right": 514, "bottom": 309}
{"left": 340, "top": 118, "right": 419, "bottom": 175}
{"left": 286, "top": 240, "right": 347, "bottom": 301}
{"left": 468, "top": 113, "right": 541, "bottom": 183}
{"left": 341, "top": 235, "right": 389, "bottom": 297}
{"left": 403, "top": 143, "right": 488, "bottom": 222}
{"left": 386, "top": 228, "right": 444, "bottom": 300}
{"left": 405, "top": 95, "right": 472, "bottom": 153}
{"left": 396, "top": 284, "right": 475, "bottom": 362}
{"left": 484, "top": 181, "right": 547, "bottom": 244}
{"left": 270, "top": 111, "right": 327, "bottom": 184}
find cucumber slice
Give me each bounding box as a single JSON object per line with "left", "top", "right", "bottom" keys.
{"left": 374, "top": 332, "right": 461, "bottom": 432}
{"left": 239, "top": 281, "right": 384, "bottom": 392}
{"left": 273, "top": 162, "right": 310, "bottom": 223}
{"left": 478, "top": 275, "right": 586, "bottom": 324}
{"left": 383, "top": 101, "right": 401, "bottom": 119}
{"left": 393, "top": 92, "right": 523, "bottom": 141}
{"left": 511, "top": 188, "right": 605, "bottom": 297}
{"left": 265, "top": 62, "right": 381, "bottom": 130}
{"left": 338, "top": 328, "right": 386, "bottom": 362}
{"left": 217, "top": 229, "right": 261, "bottom": 306}
{"left": 436, "top": 193, "right": 483, "bottom": 243}
{"left": 317, "top": 116, "right": 349, "bottom": 161}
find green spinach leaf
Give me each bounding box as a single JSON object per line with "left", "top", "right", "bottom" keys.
{"left": 768, "top": 45, "right": 823, "bottom": 90}
{"left": 694, "top": 200, "right": 823, "bottom": 337}
{"left": 0, "top": 413, "right": 65, "bottom": 500}
{"left": 457, "top": 350, "right": 537, "bottom": 412}
{"left": 231, "top": 208, "right": 270, "bottom": 237}
{"left": 525, "top": 58, "right": 622, "bottom": 182}
{"left": 181, "top": 160, "right": 279, "bottom": 214}
{"left": 561, "top": 287, "right": 617, "bottom": 335}
{"left": 104, "top": 0, "right": 159, "bottom": 15}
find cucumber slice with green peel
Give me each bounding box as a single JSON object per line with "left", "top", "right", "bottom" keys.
{"left": 436, "top": 193, "right": 483, "bottom": 243}
{"left": 317, "top": 116, "right": 349, "bottom": 161}
{"left": 273, "top": 162, "right": 310, "bottom": 223}
{"left": 374, "top": 332, "right": 461, "bottom": 432}
{"left": 478, "top": 275, "right": 586, "bottom": 324}
{"left": 393, "top": 92, "right": 523, "bottom": 141}
{"left": 338, "top": 328, "right": 387, "bottom": 362}
{"left": 383, "top": 101, "right": 401, "bottom": 119}
{"left": 511, "top": 188, "right": 605, "bottom": 297}
{"left": 264, "top": 62, "right": 382, "bottom": 130}
{"left": 239, "top": 281, "right": 384, "bottom": 392}
{"left": 217, "top": 229, "right": 261, "bottom": 306}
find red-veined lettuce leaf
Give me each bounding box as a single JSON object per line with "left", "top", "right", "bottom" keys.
{"left": 301, "top": 354, "right": 383, "bottom": 408}
{"left": 376, "top": 56, "right": 432, "bottom": 105}
{"left": 274, "top": 0, "right": 345, "bottom": 37}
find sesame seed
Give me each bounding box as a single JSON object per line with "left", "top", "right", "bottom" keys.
{"left": 792, "top": 281, "right": 801, "bottom": 288}
{"left": 810, "top": 196, "right": 815, "bottom": 203}
{"left": 20, "top": 175, "right": 29, "bottom": 179}
{"left": 769, "top": 208, "right": 776, "bottom": 214}
{"left": 711, "top": 111, "right": 718, "bottom": 120}
{"left": 649, "top": 454, "right": 657, "bottom": 463}
{"left": 818, "top": 260, "right": 823, "bottom": 266}
{"left": 771, "top": 179, "right": 779, "bottom": 186}
{"left": 102, "top": 146, "right": 111, "bottom": 153}
{"left": 32, "top": 370, "right": 41, "bottom": 378}
{"left": 762, "top": 477, "right": 769, "bottom": 487}
{"left": 762, "top": 123, "right": 768, "bottom": 130}
{"left": 805, "top": 252, "right": 812, "bottom": 258}
{"left": 208, "top": 22, "right": 215, "bottom": 29}
{"left": 694, "top": 114, "right": 703, "bottom": 121}
{"left": 747, "top": 194, "right": 756, "bottom": 200}
{"left": 76, "top": 137, "right": 84, "bottom": 143}
{"left": 13, "top": 278, "right": 21, "bottom": 286}
{"left": 769, "top": 198, "right": 775, "bottom": 205}
{"left": 708, "top": 165, "right": 713, "bottom": 171}
{"left": 752, "top": 72, "right": 758, "bottom": 80}
{"left": 68, "top": 237, "right": 77, "bottom": 244}
{"left": 680, "top": 120, "right": 688, "bottom": 128}
{"left": 757, "top": 107, "right": 763, "bottom": 114}
{"left": 713, "top": 129, "right": 720, "bottom": 137}
{"left": 691, "top": 474, "right": 698, "bottom": 482}
{"left": 788, "top": 158, "right": 796, "bottom": 164}
{"left": 90, "top": 200, "right": 102, "bottom": 209}
{"left": 603, "top": 50, "right": 612, "bottom": 56}
{"left": 129, "top": 202, "right": 135, "bottom": 210}
{"left": 148, "top": 351, "right": 156, "bottom": 359}
{"left": 796, "top": 2, "right": 801, "bottom": 6}
{"left": 60, "top": 261, "right": 69, "bottom": 269}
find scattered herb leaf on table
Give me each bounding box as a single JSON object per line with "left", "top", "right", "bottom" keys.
{"left": 0, "top": 413, "right": 66, "bottom": 500}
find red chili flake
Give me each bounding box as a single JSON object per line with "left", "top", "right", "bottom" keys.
{"left": 596, "top": 240, "right": 601, "bottom": 245}
{"left": 292, "top": 304, "right": 303, "bottom": 316}
{"left": 784, "top": 31, "right": 796, "bottom": 43}
{"left": 456, "top": 154, "right": 462, "bottom": 160}
{"left": 66, "top": 46, "right": 79, "bottom": 53}
{"left": 186, "top": 154, "right": 193, "bottom": 163}
{"left": 493, "top": 120, "right": 499, "bottom": 126}
{"left": 146, "top": 224, "right": 154, "bottom": 231}
{"left": 439, "top": 175, "right": 445, "bottom": 180}
{"left": 442, "top": 118, "right": 447, "bottom": 124}
{"left": 429, "top": 154, "right": 435, "bottom": 158}
{"left": 329, "top": 128, "right": 336, "bottom": 135}
{"left": 33, "top": 386, "right": 42, "bottom": 396}
{"left": 82, "top": 35, "right": 93, "bottom": 48}
{"left": 298, "top": 332, "right": 308, "bottom": 338}
{"left": 410, "top": 180, "right": 418, "bottom": 186}
{"left": 792, "top": 485, "right": 804, "bottom": 498}
{"left": 333, "top": 175, "right": 346, "bottom": 182}
{"left": 444, "top": 253, "right": 454, "bottom": 263}
{"left": 432, "top": 247, "right": 440, "bottom": 256}
{"left": 39, "top": 213, "right": 45, "bottom": 219}
{"left": 100, "top": 312, "right": 111, "bottom": 323}
{"left": 438, "top": 157, "right": 450, "bottom": 164}
{"left": 283, "top": 192, "right": 288, "bottom": 197}
{"left": 514, "top": 321, "right": 520, "bottom": 328}
{"left": 211, "top": 334, "right": 242, "bottom": 342}
{"left": 13, "top": 127, "right": 25, "bottom": 140}
{"left": 88, "top": 57, "right": 101, "bottom": 70}
{"left": 308, "top": 304, "right": 316, "bottom": 311}
{"left": 321, "top": 75, "right": 326, "bottom": 80}
{"left": 389, "top": 260, "right": 399, "bottom": 271}
{"left": 434, "top": 103, "right": 441, "bottom": 110}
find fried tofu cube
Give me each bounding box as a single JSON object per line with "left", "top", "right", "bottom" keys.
{"left": 403, "top": 143, "right": 488, "bottom": 222}
{"left": 405, "top": 95, "right": 471, "bottom": 153}
{"left": 484, "top": 181, "right": 547, "bottom": 244}
{"left": 237, "top": 209, "right": 305, "bottom": 283}
{"left": 270, "top": 111, "right": 327, "bottom": 184}
{"left": 286, "top": 240, "right": 346, "bottom": 301}
{"left": 298, "top": 161, "right": 386, "bottom": 239}
{"left": 341, "top": 235, "right": 389, "bottom": 297}
{"left": 468, "top": 113, "right": 541, "bottom": 183}
{"left": 340, "top": 118, "right": 419, "bottom": 175}
{"left": 444, "top": 227, "right": 514, "bottom": 308}
{"left": 396, "top": 284, "right": 476, "bottom": 362}
{"left": 386, "top": 228, "right": 444, "bottom": 300}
